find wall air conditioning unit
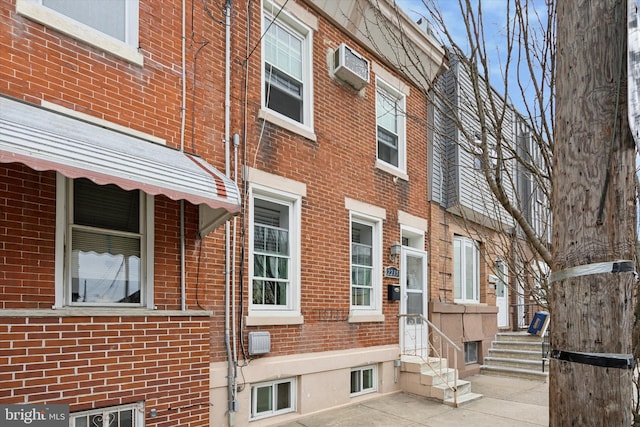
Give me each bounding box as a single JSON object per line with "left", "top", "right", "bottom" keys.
{"left": 333, "top": 43, "right": 370, "bottom": 90}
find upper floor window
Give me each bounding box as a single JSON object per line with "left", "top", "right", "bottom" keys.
{"left": 262, "top": 0, "right": 313, "bottom": 127}
{"left": 56, "top": 175, "right": 154, "bottom": 308}
{"left": 453, "top": 236, "right": 480, "bottom": 303}
{"left": 250, "top": 187, "right": 301, "bottom": 314}
{"left": 376, "top": 79, "right": 406, "bottom": 171}
{"left": 17, "top": 0, "right": 142, "bottom": 64}
{"left": 42, "top": 0, "right": 134, "bottom": 43}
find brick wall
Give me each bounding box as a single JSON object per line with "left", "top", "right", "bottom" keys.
{"left": 0, "top": 316, "right": 210, "bottom": 426}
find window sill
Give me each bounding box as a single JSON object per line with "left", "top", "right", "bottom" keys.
{"left": 348, "top": 313, "right": 385, "bottom": 323}
{"left": 375, "top": 160, "right": 409, "bottom": 181}
{"left": 0, "top": 308, "right": 213, "bottom": 317}
{"left": 16, "top": 0, "right": 144, "bottom": 66}
{"left": 258, "top": 108, "right": 317, "bottom": 142}
{"left": 245, "top": 314, "right": 304, "bottom": 326}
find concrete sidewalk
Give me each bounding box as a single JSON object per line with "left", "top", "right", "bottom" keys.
{"left": 278, "top": 375, "right": 549, "bottom": 427}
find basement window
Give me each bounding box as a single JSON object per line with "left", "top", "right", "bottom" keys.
{"left": 464, "top": 341, "right": 479, "bottom": 364}
{"left": 350, "top": 365, "right": 377, "bottom": 396}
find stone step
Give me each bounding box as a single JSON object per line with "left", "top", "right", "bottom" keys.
{"left": 487, "top": 348, "right": 544, "bottom": 361}
{"left": 401, "top": 356, "right": 448, "bottom": 373}
{"left": 483, "top": 356, "right": 547, "bottom": 372}
{"left": 480, "top": 365, "right": 549, "bottom": 382}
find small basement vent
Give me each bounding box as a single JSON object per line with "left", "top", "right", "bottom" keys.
{"left": 248, "top": 331, "right": 271, "bottom": 355}
{"left": 333, "top": 43, "right": 370, "bottom": 90}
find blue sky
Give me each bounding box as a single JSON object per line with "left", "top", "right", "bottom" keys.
{"left": 395, "top": 0, "right": 545, "bottom": 114}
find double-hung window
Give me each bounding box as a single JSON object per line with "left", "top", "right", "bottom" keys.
{"left": 57, "top": 176, "right": 153, "bottom": 308}
{"left": 376, "top": 79, "right": 406, "bottom": 171}
{"left": 453, "top": 236, "right": 480, "bottom": 303}
{"left": 350, "top": 214, "right": 381, "bottom": 311}
{"left": 16, "top": 0, "right": 142, "bottom": 64}
{"left": 251, "top": 378, "right": 296, "bottom": 420}
{"left": 250, "top": 187, "right": 301, "bottom": 314}
{"left": 262, "top": 0, "right": 312, "bottom": 127}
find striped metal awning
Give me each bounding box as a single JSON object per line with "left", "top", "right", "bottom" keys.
{"left": 0, "top": 96, "right": 240, "bottom": 236}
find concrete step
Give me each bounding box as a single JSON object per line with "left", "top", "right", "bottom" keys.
{"left": 480, "top": 365, "right": 549, "bottom": 382}
{"left": 444, "top": 391, "right": 483, "bottom": 407}
{"left": 487, "top": 348, "right": 544, "bottom": 361}
{"left": 483, "top": 356, "right": 547, "bottom": 372}
{"left": 431, "top": 379, "right": 471, "bottom": 401}
{"left": 491, "top": 340, "right": 543, "bottom": 352}
{"left": 401, "top": 356, "right": 448, "bottom": 373}
{"left": 495, "top": 332, "right": 545, "bottom": 343}
{"left": 420, "top": 367, "right": 457, "bottom": 386}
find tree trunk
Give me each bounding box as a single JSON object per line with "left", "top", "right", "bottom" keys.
{"left": 551, "top": 0, "right": 636, "bottom": 425}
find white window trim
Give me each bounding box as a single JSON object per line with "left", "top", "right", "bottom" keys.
{"left": 345, "top": 198, "right": 385, "bottom": 322}
{"left": 54, "top": 173, "right": 154, "bottom": 309}
{"left": 453, "top": 236, "right": 480, "bottom": 304}
{"left": 349, "top": 214, "right": 382, "bottom": 313}
{"left": 375, "top": 77, "right": 407, "bottom": 175}
{"left": 261, "top": 0, "right": 314, "bottom": 135}
{"left": 250, "top": 377, "right": 297, "bottom": 420}
{"left": 70, "top": 402, "right": 145, "bottom": 426}
{"left": 350, "top": 365, "right": 378, "bottom": 397}
{"left": 16, "top": 0, "right": 143, "bottom": 65}
{"left": 248, "top": 184, "right": 302, "bottom": 321}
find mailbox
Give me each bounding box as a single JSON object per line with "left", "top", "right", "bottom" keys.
{"left": 387, "top": 284, "right": 400, "bottom": 301}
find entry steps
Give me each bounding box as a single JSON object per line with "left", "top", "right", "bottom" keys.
{"left": 481, "top": 332, "right": 549, "bottom": 382}
{"left": 399, "top": 355, "right": 483, "bottom": 407}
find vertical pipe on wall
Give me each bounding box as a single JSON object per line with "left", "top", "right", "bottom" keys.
{"left": 179, "top": 0, "right": 187, "bottom": 311}
{"left": 224, "top": 0, "right": 237, "bottom": 422}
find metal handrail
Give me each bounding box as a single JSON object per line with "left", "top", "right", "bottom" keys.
{"left": 398, "top": 313, "right": 462, "bottom": 407}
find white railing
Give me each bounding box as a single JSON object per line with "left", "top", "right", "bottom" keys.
{"left": 398, "top": 313, "right": 462, "bottom": 406}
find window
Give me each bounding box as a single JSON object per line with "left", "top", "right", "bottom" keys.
{"left": 350, "top": 215, "right": 381, "bottom": 310}
{"left": 350, "top": 365, "right": 377, "bottom": 396}
{"left": 376, "top": 80, "right": 406, "bottom": 171}
{"left": 250, "top": 187, "right": 301, "bottom": 314}
{"left": 251, "top": 378, "right": 296, "bottom": 420}
{"left": 70, "top": 402, "right": 144, "bottom": 427}
{"left": 58, "top": 176, "right": 153, "bottom": 308}
{"left": 42, "top": 0, "right": 135, "bottom": 43}
{"left": 453, "top": 236, "right": 480, "bottom": 303}
{"left": 464, "top": 341, "right": 479, "bottom": 364}
{"left": 262, "top": 0, "right": 312, "bottom": 127}
{"left": 17, "top": 0, "right": 142, "bottom": 64}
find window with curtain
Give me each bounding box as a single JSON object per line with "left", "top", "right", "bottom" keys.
{"left": 252, "top": 199, "right": 291, "bottom": 308}
{"left": 68, "top": 178, "right": 144, "bottom": 306}
{"left": 453, "top": 236, "right": 480, "bottom": 303}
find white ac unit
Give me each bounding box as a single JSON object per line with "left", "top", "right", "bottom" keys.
{"left": 333, "top": 43, "right": 370, "bottom": 90}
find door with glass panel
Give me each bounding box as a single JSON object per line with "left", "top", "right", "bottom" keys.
{"left": 400, "top": 247, "right": 428, "bottom": 358}
{"left": 496, "top": 261, "right": 509, "bottom": 328}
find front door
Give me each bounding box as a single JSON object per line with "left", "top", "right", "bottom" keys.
{"left": 400, "top": 247, "right": 428, "bottom": 357}
{"left": 496, "top": 261, "right": 509, "bottom": 328}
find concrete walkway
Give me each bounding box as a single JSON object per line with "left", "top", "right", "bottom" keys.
{"left": 278, "top": 375, "right": 549, "bottom": 427}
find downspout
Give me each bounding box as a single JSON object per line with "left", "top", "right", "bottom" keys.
{"left": 224, "top": 0, "right": 237, "bottom": 423}
{"left": 179, "top": 0, "right": 187, "bottom": 311}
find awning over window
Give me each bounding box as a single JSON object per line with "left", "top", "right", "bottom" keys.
{"left": 0, "top": 96, "right": 240, "bottom": 236}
